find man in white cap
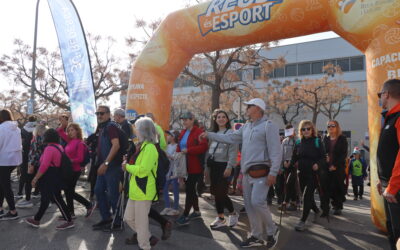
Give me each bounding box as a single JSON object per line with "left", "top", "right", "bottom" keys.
{"left": 200, "top": 98, "right": 282, "bottom": 248}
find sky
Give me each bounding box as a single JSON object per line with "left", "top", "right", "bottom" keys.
{"left": 0, "top": 0, "right": 338, "bottom": 107}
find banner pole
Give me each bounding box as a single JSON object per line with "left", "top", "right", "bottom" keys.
{"left": 29, "top": 0, "right": 41, "bottom": 115}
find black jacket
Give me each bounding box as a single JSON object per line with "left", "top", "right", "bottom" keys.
{"left": 323, "top": 135, "right": 348, "bottom": 174}
{"left": 291, "top": 137, "right": 325, "bottom": 176}
{"left": 377, "top": 110, "right": 400, "bottom": 187}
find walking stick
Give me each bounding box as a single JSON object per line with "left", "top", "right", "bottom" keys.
{"left": 111, "top": 170, "right": 128, "bottom": 231}
{"left": 279, "top": 171, "right": 291, "bottom": 225}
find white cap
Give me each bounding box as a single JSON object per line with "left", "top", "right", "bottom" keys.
{"left": 244, "top": 98, "right": 266, "bottom": 110}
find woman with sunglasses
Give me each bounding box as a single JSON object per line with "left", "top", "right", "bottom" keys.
{"left": 322, "top": 120, "right": 348, "bottom": 216}
{"left": 291, "top": 120, "right": 325, "bottom": 231}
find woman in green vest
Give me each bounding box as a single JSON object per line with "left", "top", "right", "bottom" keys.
{"left": 123, "top": 117, "right": 159, "bottom": 250}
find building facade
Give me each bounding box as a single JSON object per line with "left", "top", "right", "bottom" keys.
{"left": 172, "top": 37, "right": 369, "bottom": 149}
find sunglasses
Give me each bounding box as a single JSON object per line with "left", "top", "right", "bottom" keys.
{"left": 377, "top": 91, "right": 387, "bottom": 98}
{"left": 301, "top": 127, "right": 312, "bottom": 132}
{"left": 327, "top": 125, "right": 336, "bottom": 128}
{"left": 95, "top": 111, "right": 106, "bottom": 116}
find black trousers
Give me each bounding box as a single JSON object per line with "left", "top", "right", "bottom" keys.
{"left": 286, "top": 169, "right": 299, "bottom": 203}
{"left": 34, "top": 168, "right": 71, "bottom": 222}
{"left": 320, "top": 170, "right": 345, "bottom": 212}
{"left": 18, "top": 163, "right": 35, "bottom": 200}
{"left": 384, "top": 193, "right": 400, "bottom": 250}
{"left": 65, "top": 171, "right": 91, "bottom": 215}
{"left": 149, "top": 208, "right": 168, "bottom": 227}
{"left": 184, "top": 174, "right": 201, "bottom": 216}
{"left": 209, "top": 162, "right": 234, "bottom": 214}
{"left": 0, "top": 166, "right": 17, "bottom": 211}
{"left": 352, "top": 185, "right": 364, "bottom": 198}
{"left": 299, "top": 173, "right": 319, "bottom": 222}
{"left": 329, "top": 171, "right": 346, "bottom": 210}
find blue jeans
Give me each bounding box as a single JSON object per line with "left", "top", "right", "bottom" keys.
{"left": 163, "top": 178, "right": 179, "bottom": 210}
{"left": 94, "top": 166, "right": 122, "bottom": 221}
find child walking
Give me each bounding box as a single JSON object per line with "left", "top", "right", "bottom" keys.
{"left": 349, "top": 150, "right": 368, "bottom": 200}
{"left": 160, "top": 131, "right": 180, "bottom": 216}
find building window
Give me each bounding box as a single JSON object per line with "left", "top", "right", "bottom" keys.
{"left": 298, "top": 63, "right": 311, "bottom": 76}
{"left": 350, "top": 56, "right": 364, "bottom": 71}
{"left": 253, "top": 67, "right": 261, "bottom": 80}
{"left": 311, "top": 61, "right": 323, "bottom": 74}
{"left": 337, "top": 58, "right": 350, "bottom": 71}
{"left": 274, "top": 67, "right": 284, "bottom": 78}
{"left": 285, "top": 64, "right": 297, "bottom": 77}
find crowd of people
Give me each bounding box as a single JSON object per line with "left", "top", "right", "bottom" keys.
{"left": 0, "top": 79, "right": 400, "bottom": 249}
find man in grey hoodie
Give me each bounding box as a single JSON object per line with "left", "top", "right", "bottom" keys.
{"left": 200, "top": 98, "right": 282, "bottom": 249}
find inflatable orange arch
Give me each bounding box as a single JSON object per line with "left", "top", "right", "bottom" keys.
{"left": 126, "top": 0, "right": 400, "bottom": 231}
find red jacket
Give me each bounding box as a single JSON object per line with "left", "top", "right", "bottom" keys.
{"left": 177, "top": 126, "right": 208, "bottom": 174}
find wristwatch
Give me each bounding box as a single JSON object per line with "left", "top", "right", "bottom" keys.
{"left": 105, "top": 161, "right": 109, "bottom": 166}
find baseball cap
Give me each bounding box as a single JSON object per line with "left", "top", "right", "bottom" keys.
{"left": 353, "top": 150, "right": 361, "bottom": 155}
{"left": 244, "top": 98, "right": 266, "bottom": 110}
{"left": 180, "top": 111, "right": 194, "bottom": 119}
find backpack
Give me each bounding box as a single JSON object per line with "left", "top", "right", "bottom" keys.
{"left": 136, "top": 143, "right": 170, "bottom": 201}
{"left": 296, "top": 138, "right": 320, "bottom": 148}
{"left": 153, "top": 143, "right": 170, "bottom": 191}
{"left": 48, "top": 144, "right": 74, "bottom": 182}
{"left": 105, "top": 121, "right": 129, "bottom": 156}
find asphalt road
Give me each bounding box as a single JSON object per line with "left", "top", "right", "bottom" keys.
{"left": 0, "top": 177, "right": 389, "bottom": 250}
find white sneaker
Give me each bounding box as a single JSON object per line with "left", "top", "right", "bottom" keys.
{"left": 228, "top": 212, "right": 239, "bottom": 227}
{"left": 160, "top": 208, "right": 172, "bottom": 215}
{"left": 166, "top": 209, "right": 180, "bottom": 216}
{"left": 210, "top": 217, "right": 226, "bottom": 229}
{"left": 31, "top": 194, "right": 40, "bottom": 199}
{"left": 16, "top": 199, "right": 34, "bottom": 208}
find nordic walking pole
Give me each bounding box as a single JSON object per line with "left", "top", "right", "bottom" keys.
{"left": 279, "top": 171, "right": 291, "bottom": 225}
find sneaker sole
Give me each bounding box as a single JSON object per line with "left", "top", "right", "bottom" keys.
{"left": 1, "top": 216, "right": 20, "bottom": 221}
{"left": 240, "top": 242, "right": 264, "bottom": 248}
{"left": 25, "top": 220, "right": 40, "bottom": 228}
{"left": 16, "top": 205, "right": 34, "bottom": 208}
{"left": 210, "top": 224, "right": 227, "bottom": 229}
{"left": 189, "top": 216, "right": 202, "bottom": 220}
{"left": 56, "top": 224, "right": 75, "bottom": 230}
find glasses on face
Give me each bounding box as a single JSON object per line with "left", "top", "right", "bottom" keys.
{"left": 95, "top": 111, "right": 106, "bottom": 116}
{"left": 327, "top": 124, "right": 336, "bottom": 128}
{"left": 301, "top": 127, "right": 311, "bottom": 132}
{"left": 377, "top": 91, "right": 387, "bottom": 98}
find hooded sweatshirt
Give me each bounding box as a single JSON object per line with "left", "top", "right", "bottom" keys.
{"left": 207, "top": 116, "right": 282, "bottom": 176}
{"left": 23, "top": 122, "right": 37, "bottom": 133}
{"left": 0, "top": 121, "right": 22, "bottom": 166}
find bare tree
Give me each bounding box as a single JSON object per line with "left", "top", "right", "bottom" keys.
{"left": 0, "top": 34, "right": 128, "bottom": 111}
{"left": 180, "top": 44, "right": 285, "bottom": 115}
